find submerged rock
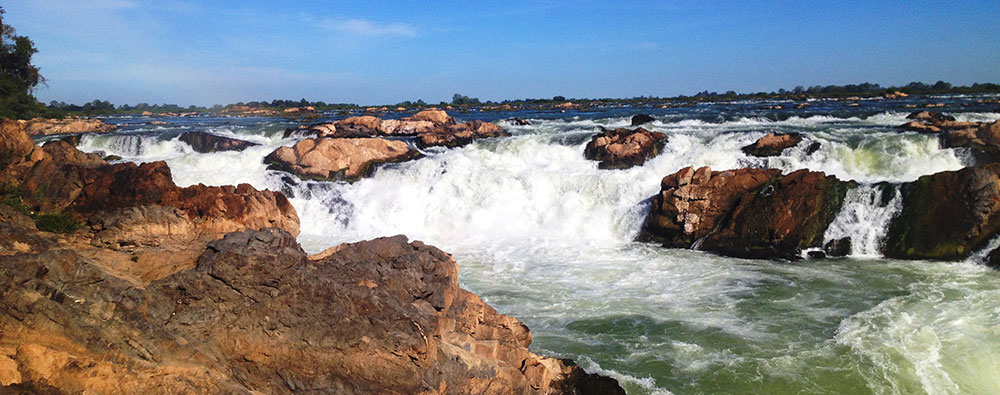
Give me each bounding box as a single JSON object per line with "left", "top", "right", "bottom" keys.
{"left": 639, "top": 166, "right": 852, "bottom": 259}
{"left": 265, "top": 137, "right": 421, "bottom": 181}
{"left": 178, "top": 131, "right": 260, "bottom": 153}
{"left": 583, "top": 127, "right": 667, "bottom": 169}
{"left": 17, "top": 117, "right": 117, "bottom": 136}
{"left": 630, "top": 114, "right": 655, "bottom": 126}
{"left": 742, "top": 133, "right": 803, "bottom": 157}
{"left": 824, "top": 237, "right": 852, "bottom": 257}
{"left": 884, "top": 162, "right": 1000, "bottom": 260}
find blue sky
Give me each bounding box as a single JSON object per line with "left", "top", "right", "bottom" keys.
{"left": 5, "top": 1, "right": 999, "bottom": 106}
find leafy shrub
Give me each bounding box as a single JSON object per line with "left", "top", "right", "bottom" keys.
{"left": 34, "top": 213, "right": 79, "bottom": 233}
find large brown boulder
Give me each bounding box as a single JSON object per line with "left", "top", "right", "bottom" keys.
{"left": 884, "top": 162, "right": 1000, "bottom": 260}
{"left": 378, "top": 119, "right": 436, "bottom": 135}
{"left": 17, "top": 117, "right": 117, "bottom": 136}
{"left": 583, "top": 127, "right": 667, "bottom": 169}
{"left": 178, "top": 131, "right": 260, "bottom": 153}
{"left": 408, "top": 109, "right": 456, "bottom": 126}
{"left": 0, "top": 225, "right": 622, "bottom": 394}
{"left": 741, "top": 133, "right": 803, "bottom": 157}
{"left": 940, "top": 120, "right": 1000, "bottom": 161}
{"left": 333, "top": 116, "right": 383, "bottom": 137}
{"left": 265, "top": 138, "right": 421, "bottom": 181}
{"left": 416, "top": 120, "right": 510, "bottom": 149}
{"left": 638, "top": 166, "right": 781, "bottom": 247}
{"left": 701, "top": 169, "right": 852, "bottom": 259}
{"left": 639, "top": 166, "right": 852, "bottom": 259}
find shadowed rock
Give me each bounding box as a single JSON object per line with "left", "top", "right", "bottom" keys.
{"left": 178, "top": 131, "right": 260, "bottom": 153}
{"left": 630, "top": 114, "right": 655, "bottom": 126}
{"left": 884, "top": 162, "right": 1000, "bottom": 260}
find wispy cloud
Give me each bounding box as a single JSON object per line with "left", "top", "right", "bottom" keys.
{"left": 318, "top": 18, "right": 417, "bottom": 37}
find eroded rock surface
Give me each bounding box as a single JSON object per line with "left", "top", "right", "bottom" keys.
{"left": 583, "top": 127, "right": 667, "bottom": 169}
{"left": 639, "top": 166, "right": 851, "bottom": 259}
{"left": 265, "top": 138, "right": 421, "bottom": 181}
{"left": 17, "top": 117, "right": 117, "bottom": 136}
{"left": 0, "top": 226, "right": 621, "bottom": 394}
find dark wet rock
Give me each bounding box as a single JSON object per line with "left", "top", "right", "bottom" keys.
{"left": 583, "top": 127, "right": 667, "bottom": 169}
{"left": 640, "top": 166, "right": 852, "bottom": 259}
{"left": 265, "top": 137, "right": 421, "bottom": 181}
{"left": 987, "top": 248, "right": 1000, "bottom": 269}
{"left": 630, "top": 114, "right": 655, "bottom": 126}
{"left": 510, "top": 117, "right": 531, "bottom": 126}
{"left": 805, "top": 141, "right": 822, "bottom": 155}
{"left": 884, "top": 162, "right": 1000, "bottom": 260}
{"left": 807, "top": 250, "right": 827, "bottom": 259}
{"left": 742, "top": 133, "right": 803, "bottom": 157}
{"left": 178, "top": 131, "right": 260, "bottom": 153}
{"left": 824, "top": 237, "right": 852, "bottom": 257}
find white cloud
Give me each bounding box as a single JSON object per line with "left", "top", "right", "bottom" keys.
{"left": 318, "top": 18, "right": 417, "bottom": 37}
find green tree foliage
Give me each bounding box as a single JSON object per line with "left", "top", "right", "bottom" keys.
{"left": 451, "top": 93, "right": 481, "bottom": 105}
{"left": 0, "top": 6, "right": 48, "bottom": 119}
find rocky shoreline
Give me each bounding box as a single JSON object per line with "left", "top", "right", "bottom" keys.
{"left": 0, "top": 120, "right": 624, "bottom": 393}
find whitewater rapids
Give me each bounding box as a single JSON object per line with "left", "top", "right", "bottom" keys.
{"left": 76, "top": 108, "right": 1000, "bottom": 394}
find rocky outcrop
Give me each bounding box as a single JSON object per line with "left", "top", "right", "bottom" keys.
{"left": 639, "top": 166, "right": 852, "bottom": 259}
{"left": 265, "top": 138, "right": 421, "bottom": 181}
{"left": 638, "top": 167, "right": 781, "bottom": 247}
{"left": 410, "top": 109, "right": 456, "bottom": 126}
{"left": 741, "top": 133, "right": 803, "bottom": 157}
{"left": 583, "top": 127, "right": 667, "bottom": 169}
{"left": 896, "top": 111, "right": 982, "bottom": 134}
{"left": 416, "top": 120, "right": 510, "bottom": 149}
{"left": 884, "top": 163, "right": 1000, "bottom": 260}
{"left": 0, "top": 224, "right": 621, "bottom": 393}
{"left": 940, "top": 120, "right": 1000, "bottom": 163}
{"left": 1, "top": 120, "right": 300, "bottom": 283}
{"left": 630, "top": 114, "right": 655, "bottom": 126}
{"left": 907, "top": 111, "right": 955, "bottom": 123}
{"left": 17, "top": 117, "right": 117, "bottom": 136}
{"left": 282, "top": 110, "right": 508, "bottom": 148}
{"left": 178, "top": 131, "right": 260, "bottom": 153}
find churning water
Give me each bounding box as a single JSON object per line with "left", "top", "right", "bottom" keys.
{"left": 77, "top": 100, "right": 1000, "bottom": 394}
